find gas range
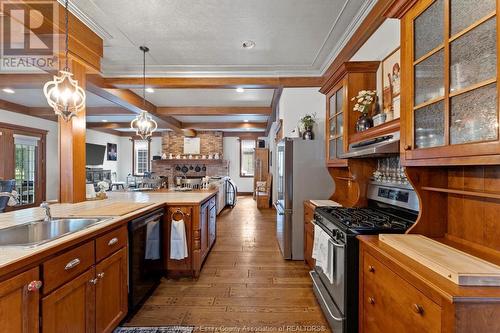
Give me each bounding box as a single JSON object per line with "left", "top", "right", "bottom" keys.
{"left": 315, "top": 206, "right": 414, "bottom": 235}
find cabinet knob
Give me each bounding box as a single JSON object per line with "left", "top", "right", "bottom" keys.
{"left": 89, "top": 278, "right": 98, "bottom": 285}
{"left": 64, "top": 258, "right": 81, "bottom": 270}
{"left": 368, "top": 296, "right": 375, "bottom": 305}
{"left": 404, "top": 144, "right": 412, "bottom": 151}
{"left": 368, "top": 265, "right": 375, "bottom": 273}
{"left": 412, "top": 304, "right": 424, "bottom": 315}
{"left": 27, "top": 280, "right": 43, "bottom": 292}
{"left": 97, "top": 272, "right": 105, "bottom": 279}
{"left": 107, "top": 237, "right": 118, "bottom": 246}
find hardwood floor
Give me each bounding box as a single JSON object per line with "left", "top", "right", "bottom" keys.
{"left": 127, "top": 196, "right": 331, "bottom": 332}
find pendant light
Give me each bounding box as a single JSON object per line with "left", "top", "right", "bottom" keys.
{"left": 43, "top": 0, "right": 86, "bottom": 121}
{"left": 130, "top": 46, "right": 157, "bottom": 140}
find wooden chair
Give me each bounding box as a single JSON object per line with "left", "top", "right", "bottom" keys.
{"left": 256, "top": 173, "right": 272, "bottom": 209}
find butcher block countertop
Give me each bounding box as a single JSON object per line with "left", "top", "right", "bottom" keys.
{"left": 358, "top": 235, "right": 500, "bottom": 305}
{"left": 0, "top": 189, "right": 217, "bottom": 278}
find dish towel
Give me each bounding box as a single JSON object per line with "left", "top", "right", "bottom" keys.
{"left": 170, "top": 219, "right": 188, "bottom": 260}
{"left": 312, "top": 224, "right": 334, "bottom": 284}
{"left": 145, "top": 221, "right": 160, "bottom": 260}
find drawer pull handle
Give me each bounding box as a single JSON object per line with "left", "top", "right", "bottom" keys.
{"left": 412, "top": 304, "right": 424, "bottom": 315}
{"left": 368, "top": 297, "right": 375, "bottom": 305}
{"left": 64, "top": 258, "right": 81, "bottom": 270}
{"left": 89, "top": 278, "right": 98, "bottom": 285}
{"left": 97, "top": 272, "right": 105, "bottom": 279}
{"left": 108, "top": 237, "right": 118, "bottom": 246}
{"left": 27, "top": 280, "right": 43, "bottom": 292}
{"left": 368, "top": 265, "right": 375, "bottom": 273}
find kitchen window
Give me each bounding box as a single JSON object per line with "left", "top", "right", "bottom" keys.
{"left": 240, "top": 139, "right": 256, "bottom": 177}
{"left": 133, "top": 140, "right": 150, "bottom": 176}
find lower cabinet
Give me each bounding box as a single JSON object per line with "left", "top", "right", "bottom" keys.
{"left": 42, "top": 267, "right": 96, "bottom": 333}
{"left": 304, "top": 202, "right": 315, "bottom": 269}
{"left": 200, "top": 201, "right": 209, "bottom": 261}
{"left": 95, "top": 248, "right": 128, "bottom": 333}
{"left": 208, "top": 202, "right": 216, "bottom": 248}
{"left": 0, "top": 267, "right": 40, "bottom": 333}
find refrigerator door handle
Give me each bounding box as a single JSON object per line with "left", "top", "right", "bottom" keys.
{"left": 273, "top": 201, "right": 284, "bottom": 215}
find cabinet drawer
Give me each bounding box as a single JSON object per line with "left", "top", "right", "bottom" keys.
{"left": 43, "top": 241, "right": 95, "bottom": 294}
{"left": 96, "top": 226, "right": 127, "bottom": 262}
{"left": 362, "top": 252, "right": 441, "bottom": 333}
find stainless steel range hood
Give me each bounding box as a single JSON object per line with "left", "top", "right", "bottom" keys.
{"left": 340, "top": 132, "right": 400, "bottom": 158}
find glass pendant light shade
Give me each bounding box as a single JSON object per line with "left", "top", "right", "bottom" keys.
{"left": 130, "top": 110, "right": 158, "bottom": 140}
{"left": 43, "top": 0, "right": 86, "bottom": 121}
{"left": 130, "top": 45, "right": 158, "bottom": 139}
{"left": 43, "top": 70, "right": 86, "bottom": 121}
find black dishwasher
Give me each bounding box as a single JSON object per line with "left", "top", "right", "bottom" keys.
{"left": 128, "top": 208, "right": 164, "bottom": 314}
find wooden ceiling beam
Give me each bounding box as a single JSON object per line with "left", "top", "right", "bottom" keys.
{"left": 156, "top": 107, "right": 271, "bottom": 116}
{"left": 86, "top": 122, "right": 132, "bottom": 129}
{"left": 182, "top": 122, "right": 267, "bottom": 130}
{"left": 101, "top": 76, "right": 323, "bottom": 89}
{"left": 0, "top": 74, "right": 52, "bottom": 89}
{"left": 86, "top": 75, "right": 182, "bottom": 132}
{"left": 222, "top": 132, "right": 263, "bottom": 139}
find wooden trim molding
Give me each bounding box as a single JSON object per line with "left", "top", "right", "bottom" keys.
{"left": 320, "top": 61, "right": 380, "bottom": 94}
{"left": 384, "top": 0, "right": 420, "bottom": 19}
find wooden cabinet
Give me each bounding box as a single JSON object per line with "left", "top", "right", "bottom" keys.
{"left": 95, "top": 248, "right": 128, "bottom": 333}
{"left": 322, "top": 62, "right": 380, "bottom": 167}
{"left": 303, "top": 201, "right": 316, "bottom": 269}
{"left": 400, "top": 0, "right": 500, "bottom": 165}
{"left": 253, "top": 148, "right": 269, "bottom": 193}
{"left": 0, "top": 267, "right": 40, "bottom": 333}
{"left": 42, "top": 267, "right": 96, "bottom": 333}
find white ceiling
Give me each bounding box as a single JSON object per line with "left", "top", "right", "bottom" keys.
{"left": 173, "top": 115, "right": 268, "bottom": 122}
{"left": 66, "top": 0, "right": 377, "bottom": 76}
{"left": 131, "top": 88, "right": 274, "bottom": 107}
{"left": 0, "top": 88, "right": 117, "bottom": 107}
{"left": 350, "top": 19, "right": 400, "bottom": 61}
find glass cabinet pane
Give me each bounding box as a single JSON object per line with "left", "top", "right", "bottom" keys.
{"left": 329, "top": 118, "right": 336, "bottom": 139}
{"left": 414, "top": 101, "right": 445, "bottom": 148}
{"left": 336, "top": 88, "right": 343, "bottom": 113}
{"left": 450, "top": 18, "right": 497, "bottom": 92}
{"left": 336, "top": 113, "right": 343, "bottom": 136}
{"left": 336, "top": 138, "right": 344, "bottom": 157}
{"left": 414, "top": 49, "right": 445, "bottom": 105}
{"left": 414, "top": 0, "right": 444, "bottom": 60}
{"left": 450, "top": 83, "right": 498, "bottom": 144}
{"left": 450, "top": 0, "right": 495, "bottom": 36}
{"left": 329, "top": 95, "right": 336, "bottom": 117}
{"left": 329, "top": 139, "right": 336, "bottom": 160}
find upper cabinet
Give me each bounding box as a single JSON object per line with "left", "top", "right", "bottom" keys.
{"left": 401, "top": 0, "right": 500, "bottom": 165}
{"left": 323, "top": 62, "right": 380, "bottom": 167}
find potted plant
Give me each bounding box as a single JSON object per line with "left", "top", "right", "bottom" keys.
{"left": 352, "top": 90, "right": 376, "bottom": 132}
{"left": 300, "top": 113, "right": 317, "bottom": 140}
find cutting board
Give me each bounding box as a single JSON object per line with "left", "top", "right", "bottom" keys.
{"left": 69, "top": 202, "right": 153, "bottom": 217}
{"left": 310, "top": 200, "right": 342, "bottom": 207}
{"left": 379, "top": 234, "right": 500, "bottom": 286}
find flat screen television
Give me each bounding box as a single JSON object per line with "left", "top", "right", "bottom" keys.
{"left": 86, "top": 143, "right": 106, "bottom": 166}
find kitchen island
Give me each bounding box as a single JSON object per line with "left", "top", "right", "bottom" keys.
{"left": 0, "top": 189, "right": 217, "bottom": 332}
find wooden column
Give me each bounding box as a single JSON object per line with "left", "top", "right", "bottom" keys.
{"left": 59, "top": 61, "right": 87, "bottom": 203}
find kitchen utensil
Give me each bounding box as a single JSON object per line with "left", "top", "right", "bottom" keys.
{"left": 202, "top": 165, "right": 207, "bottom": 171}
{"left": 175, "top": 165, "right": 181, "bottom": 171}
{"left": 189, "top": 165, "right": 194, "bottom": 170}
{"left": 195, "top": 166, "right": 201, "bottom": 172}
{"left": 181, "top": 165, "right": 189, "bottom": 173}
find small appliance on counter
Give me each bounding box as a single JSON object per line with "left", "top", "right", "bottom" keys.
{"left": 310, "top": 180, "right": 419, "bottom": 333}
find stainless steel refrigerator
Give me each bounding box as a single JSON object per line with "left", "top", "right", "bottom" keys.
{"left": 275, "top": 138, "right": 334, "bottom": 260}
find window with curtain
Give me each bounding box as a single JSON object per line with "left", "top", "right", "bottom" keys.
{"left": 134, "top": 140, "right": 149, "bottom": 175}
{"left": 240, "top": 139, "right": 256, "bottom": 177}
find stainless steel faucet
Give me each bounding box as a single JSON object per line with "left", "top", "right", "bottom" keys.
{"left": 40, "top": 202, "right": 52, "bottom": 222}
{"left": 0, "top": 192, "right": 18, "bottom": 206}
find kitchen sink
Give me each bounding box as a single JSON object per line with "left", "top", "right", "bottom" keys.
{"left": 0, "top": 217, "right": 111, "bottom": 247}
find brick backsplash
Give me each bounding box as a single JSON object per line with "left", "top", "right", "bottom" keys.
{"left": 162, "top": 131, "right": 223, "bottom": 157}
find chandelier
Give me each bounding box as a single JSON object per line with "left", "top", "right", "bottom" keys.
{"left": 43, "top": 0, "right": 86, "bottom": 121}
{"left": 130, "top": 46, "right": 157, "bottom": 140}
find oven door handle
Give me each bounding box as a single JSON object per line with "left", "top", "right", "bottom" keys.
{"left": 309, "top": 271, "right": 344, "bottom": 322}
{"left": 312, "top": 220, "right": 345, "bottom": 248}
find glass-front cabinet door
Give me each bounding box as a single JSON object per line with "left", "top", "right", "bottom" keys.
{"left": 326, "top": 81, "right": 347, "bottom": 166}
{"left": 402, "top": 0, "right": 500, "bottom": 161}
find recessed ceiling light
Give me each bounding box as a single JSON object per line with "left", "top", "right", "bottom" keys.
{"left": 146, "top": 87, "right": 155, "bottom": 93}
{"left": 236, "top": 87, "right": 245, "bottom": 93}
{"left": 244, "top": 119, "right": 249, "bottom": 122}
{"left": 242, "top": 40, "right": 255, "bottom": 49}
{"left": 2, "top": 88, "right": 15, "bottom": 94}
{"left": 101, "top": 119, "right": 108, "bottom": 122}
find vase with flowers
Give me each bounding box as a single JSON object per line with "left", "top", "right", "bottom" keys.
{"left": 299, "top": 113, "right": 317, "bottom": 140}
{"left": 352, "top": 90, "right": 376, "bottom": 132}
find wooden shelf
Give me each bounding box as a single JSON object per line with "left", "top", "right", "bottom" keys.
{"left": 349, "top": 118, "right": 400, "bottom": 144}
{"left": 421, "top": 186, "right": 500, "bottom": 200}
